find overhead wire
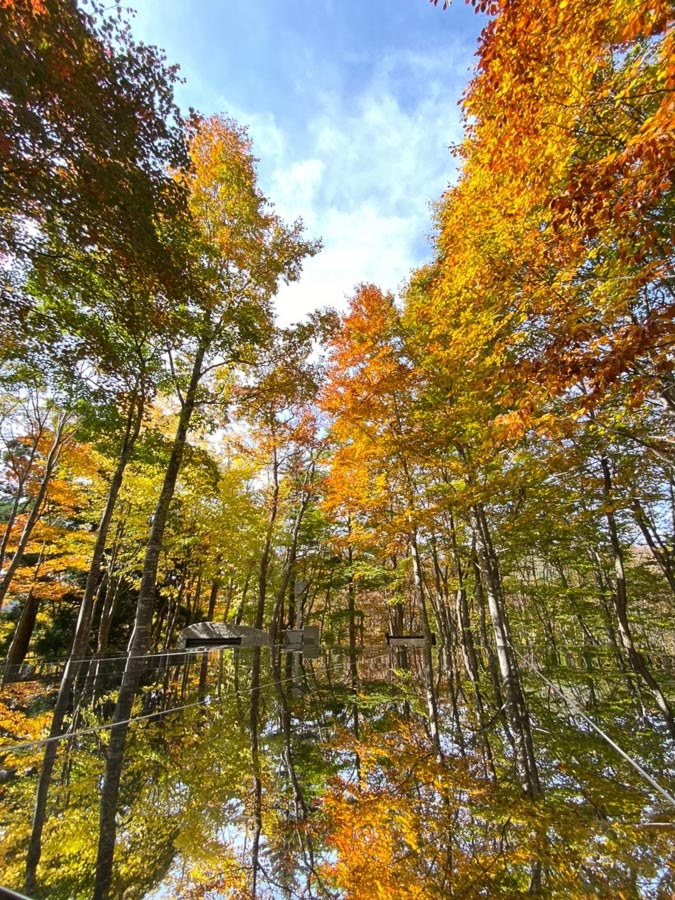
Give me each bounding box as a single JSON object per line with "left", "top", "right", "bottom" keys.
{"left": 0, "top": 640, "right": 399, "bottom": 672}
{"left": 0, "top": 648, "right": 392, "bottom": 755}
{"left": 516, "top": 649, "right": 675, "bottom": 807}
{"left": 0, "top": 645, "right": 232, "bottom": 669}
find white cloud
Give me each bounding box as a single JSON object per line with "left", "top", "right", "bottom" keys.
{"left": 128, "top": 0, "right": 472, "bottom": 325}
{"left": 253, "top": 46, "right": 467, "bottom": 324}
{"left": 272, "top": 158, "right": 326, "bottom": 218}
{"left": 207, "top": 45, "right": 469, "bottom": 325}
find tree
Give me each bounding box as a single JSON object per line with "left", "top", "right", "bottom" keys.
{"left": 232, "top": 316, "right": 333, "bottom": 636}
{"left": 91, "top": 114, "right": 318, "bottom": 900}
{"left": 322, "top": 284, "right": 444, "bottom": 757}
{"left": 0, "top": 0, "right": 187, "bottom": 291}
{"left": 432, "top": 0, "right": 674, "bottom": 416}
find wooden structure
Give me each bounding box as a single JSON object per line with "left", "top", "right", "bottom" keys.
{"left": 176, "top": 623, "right": 271, "bottom": 650}
{"left": 385, "top": 633, "right": 436, "bottom": 647}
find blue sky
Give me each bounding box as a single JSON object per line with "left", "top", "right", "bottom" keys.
{"left": 129, "top": 0, "right": 485, "bottom": 323}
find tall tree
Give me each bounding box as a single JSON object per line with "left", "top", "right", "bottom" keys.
{"left": 91, "top": 114, "right": 318, "bottom": 900}
{"left": 0, "top": 0, "right": 188, "bottom": 290}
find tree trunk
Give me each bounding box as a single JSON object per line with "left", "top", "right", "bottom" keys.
{"left": 601, "top": 457, "right": 675, "bottom": 739}
{"left": 269, "top": 463, "right": 314, "bottom": 644}
{"left": 631, "top": 497, "right": 675, "bottom": 600}
{"left": 249, "top": 647, "right": 263, "bottom": 899}
{"left": 410, "top": 528, "right": 443, "bottom": 759}
{"left": 3, "top": 543, "right": 46, "bottom": 684}
{"left": 471, "top": 503, "right": 540, "bottom": 798}
{"left": 269, "top": 647, "right": 316, "bottom": 882}
{"left": 255, "top": 442, "right": 280, "bottom": 631}
{"left": 429, "top": 536, "right": 454, "bottom": 652}
{"left": 347, "top": 542, "right": 359, "bottom": 685}
{"left": 24, "top": 392, "right": 143, "bottom": 894}
{"left": 0, "top": 410, "right": 72, "bottom": 612}
{"left": 590, "top": 548, "right": 645, "bottom": 713}
{"left": 0, "top": 421, "right": 43, "bottom": 579}
{"left": 198, "top": 576, "right": 221, "bottom": 696}
{"left": 473, "top": 546, "right": 512, "bottom": 750}
{"left": 93, "top": 345, "right": 205, "bottom": 900}
{"left": 449, "top": 521, "right": 496, "bottom": 779}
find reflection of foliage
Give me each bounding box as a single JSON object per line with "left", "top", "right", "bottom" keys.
{"left": 317, "top": 718, "right": 674, "bottom": 898}
{"left": 1, "top": 648, "right": 674, "bottom": 897}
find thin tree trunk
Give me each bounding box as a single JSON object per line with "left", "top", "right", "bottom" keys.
{"left": 631, "top": 497, "right": 675, "bottom": 600}
{"left": 450, "top": 521, "right": 496, "bottom": 779}
{"left": 24, "top": 392, "right": 143, "bottom": 894}
{"left": 0, "top": 410, "right": 72, "bottom": 612}
{"left": 0, "top": 422, "right": 43, "bottom": 578}
{"left": 471, "top": 503, "right": 540, "bottom": 798}
{"left": 270, "top": 463, "right": 314, "bottom": 642}
{"left": 558, "top": 564, "right": 598, "bottom": 711}
{"left": 3, "top": 542, "right": 46, "bottom": 684}
{"left": 232, "top": 563, "right": 253, "bottom": 625}
{"left": 473, "top": 546, "right": 512, "bottom": 749}
{"left": 249, "top": 646, "right": 263, "bottom": 899}
{"left": 256, "top": 442, "right": 280, "bottom": 631}
{"left": 93, "top": 344, "right": 205, "bottom": 900}
{"left": 347, "top": 542, "right": 359, "bottom": 685}
{"left": 269, "top": 647, "right": 316, "bottom": 885}
{"left": 198, "top": 576, "right": 221, "bottom": 696}
{"left": 601, "top": 457, "right": 675, "bottom": 739}
{"left": 591, "top": 548, "right": 645, "bottom": 712}
{"left": 188, "top": 569, "right": 203, "bottom": 624}
{"left": 161, "top": 564, "right": 189, "bottom": 655}
{"left": 410, "top": 528, "right": 443, "bottom": 759}
{"left": 429, "top": 536, "right": 454, "bottom": 651}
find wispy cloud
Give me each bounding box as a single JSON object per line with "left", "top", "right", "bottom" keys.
{"left": 228, "top": 45, "right": 469, "bottom": 323}
{"left": 130, "top": 0, "right": 473, "bottom": 324}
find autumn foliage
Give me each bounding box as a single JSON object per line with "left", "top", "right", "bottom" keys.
{"left": 1, "top": 0, "right": 674, "bottom": 897}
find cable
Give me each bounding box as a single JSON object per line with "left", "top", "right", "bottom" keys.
{"left": 0, "top": 649, "right": 392, "bottom": 754}
{"left": 0, "top": 640, "right": 396, "bottom": 672}
{"left": 0, "top": 697, "right": 210, "bottom": 754}
{"left": 516, "top": 650, "right": 675, "bottom": 808}
{"left": 0, "top": 650, "right": 392, "bottom": 754}
{"left": 0, "top": 645, "right": 224, "bottom": 669}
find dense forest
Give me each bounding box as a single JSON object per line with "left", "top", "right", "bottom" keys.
{"left": 0, "top": 0, "right": 674, "bottom": 897}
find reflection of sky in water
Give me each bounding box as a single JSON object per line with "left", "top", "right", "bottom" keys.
{"left": 1, "top": 645, "right": 674, "bottom": 898}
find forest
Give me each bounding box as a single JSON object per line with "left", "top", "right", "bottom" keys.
{"left": 0, "top": 0, "right": 674, "bottom": 896}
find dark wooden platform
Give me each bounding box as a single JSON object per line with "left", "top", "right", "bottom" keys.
{"left": 185, "top": 636, "right": 242, "bottom": 647}
{"left": 386, "top": 633, "right": 436, "bottom": 646}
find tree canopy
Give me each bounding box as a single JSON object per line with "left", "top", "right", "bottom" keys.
{"left": 0, "top": 0, "right": 673, "bottom": 897}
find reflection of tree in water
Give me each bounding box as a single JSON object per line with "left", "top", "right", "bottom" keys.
{"left": 1, "top": 642, "right": 674, "bottom": 897}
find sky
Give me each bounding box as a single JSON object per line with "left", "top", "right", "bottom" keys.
{"left": 128, "top": 0, "right": 485, "bottom": 324}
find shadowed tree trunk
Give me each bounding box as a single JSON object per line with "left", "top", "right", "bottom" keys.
{"left": 0, "top": 411, "right": 44, "bottom": 580}
{"left": 255, "top": 440, "right": 280, "bottom": 632}
{"left": 3, "top": 542, "right": 46, "bottom": 684}
{"left": 25, "top": 391, "right": 144, "bottom": 894}
{"left": 631, "top": 497, "right": 675, "bottom": 600}
{"left": 447, "top": 512, "right": 497, "bottom": 780}
{"left": 198, "top": 575, "right": 221, "bottom": 697}
{"left": 601, "top": 456, "right": 675, "bottom": 739}
{"left": 249, "top": 646, "right": 263, "bottom": 899}
{"left": 269, "top": 646, "right": 317, "bottom": 891}
{"left": 0, "top": 409, "right": 73, "bottom": 612}
{"left": 410, "top": 527, "right": 443, "bottom": 759}
{"left": 471, "top": 502, "right": 540, "bottom": 798}
{"left": 93, "top": 345, "right": 205, "bottom": 900}
{"left": 269, "top": 461, "right": 314, "bottom": 644}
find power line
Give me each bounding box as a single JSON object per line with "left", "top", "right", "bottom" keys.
{"left": 517, "top": 650, "right": 675, "bottom": 808}
{"left": 0, "top": 641, "right": 398, "bottom": 671}
{"left": 0, "top": 645, "right": 223, "bottom": 669}
{"left": 0, "top": 650, "right": 392, "bottom": 755}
